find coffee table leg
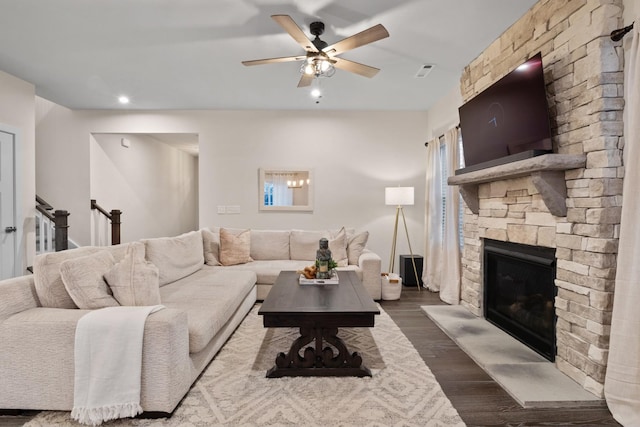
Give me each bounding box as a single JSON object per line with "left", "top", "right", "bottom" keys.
{"left": 266, "top": 327, "right": 372, "bottom": 378}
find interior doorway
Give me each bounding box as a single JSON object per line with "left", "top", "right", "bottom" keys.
{"left": 89, "top": 133, "right": 199, "bottom": 243}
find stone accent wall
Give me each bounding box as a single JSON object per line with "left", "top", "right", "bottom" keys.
{"left": 457, "top": 0, "right": 624, "bottom": 397}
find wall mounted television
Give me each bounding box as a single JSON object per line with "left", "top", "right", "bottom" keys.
{"left": 456, "top": 52, "right": 553, "bottom": 175}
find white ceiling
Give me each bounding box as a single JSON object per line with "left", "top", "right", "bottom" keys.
{"left": 0, "top": 0, "right": 537, "bottom": 111}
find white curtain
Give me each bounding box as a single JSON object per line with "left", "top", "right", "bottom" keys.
{"left": 423, "top": 137, "right": 442, "bottom": 292}
{"left": 423, "top": 128, "right": 462, "bottom": 304}
{"left": 605, "top": 21, "right": 640, "bottom": 425}
{"left": 440, "top": 128, "right": 462, "bottom": 304}
{"left": 270, "top": 173, "right": 293, "bottom": 206}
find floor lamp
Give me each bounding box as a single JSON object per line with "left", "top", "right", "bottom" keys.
{"left": 385, "top": 187, "right": 421, "bottom": 291}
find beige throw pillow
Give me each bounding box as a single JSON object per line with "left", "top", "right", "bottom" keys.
{"left": 201, "top": 228, "right": 221, "bottom": 266}
{"left": 328, "top": 227, "right": 349, "bottom": 267}
{"left": 219, "top": 228, "right": 253, "bottom": 266}
{"left": 347, "top": 231, "right": 369, "bottom": 265}
{"left": 104, "top": 242, "right": 161, "bottom": 306}
{"left": 33, "top": 246, "right": 106, "bottom": 308}
{"left": 59, "top": 251, "right": 119, "bottom": 309}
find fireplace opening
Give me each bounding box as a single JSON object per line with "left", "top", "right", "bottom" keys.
{"left": 483, "top": 239, "right": 556, "bottom": 361}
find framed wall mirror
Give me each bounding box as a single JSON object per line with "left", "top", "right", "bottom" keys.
{"left": 259, "top": 168, "right": 314, "bottom": 211}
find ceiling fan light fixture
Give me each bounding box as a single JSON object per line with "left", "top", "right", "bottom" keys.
{"left": 300, "top": 57, "right": 335, "bottom": 78}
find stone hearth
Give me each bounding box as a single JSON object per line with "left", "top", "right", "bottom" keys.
{"left": 452, "top": 0, "right": 624, "bottom": 397}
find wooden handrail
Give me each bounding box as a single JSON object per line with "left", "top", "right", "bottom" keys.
{"left": 35, "top": 195, "right": 69, "bottom": 251}
{"left": 36, "top": 195, "right": 53, "bottom": 210}
{"left": 90, "top": 199, "right": 111, "bottom": 219}
{"left": 91, "top": 199, "right": 121, "bottom": 245}
{"left": 36, "top": 204, "right": 54, "bottom": 221}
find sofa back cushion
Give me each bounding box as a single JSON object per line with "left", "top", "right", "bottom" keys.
{"left": 290, "top": 230, "right": 326, "bottom": 261}
{"left": 250, "top": 230, "right": 290, "bottom": 260}
{"left": 143, "top": 231, "right": 204, "bottom": 286}
{"left": 33, "top": 246, "right": 106, "bottom": 308}
{"left": 290, "top": 228, "right": 350, "bottom": 266}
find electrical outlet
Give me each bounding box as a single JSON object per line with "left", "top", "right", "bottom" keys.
{"left": 217, "top": 206, "right": 226, "bottom": 214}
{"left": 226, "top": 205, "right": 240, "bottom": 214}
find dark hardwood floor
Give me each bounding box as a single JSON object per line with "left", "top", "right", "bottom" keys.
{"left": 1, "top": 287, "right": 620, "bottom": 426}
{"left": 381, "top": 286, "right": 620, "bottom": 427}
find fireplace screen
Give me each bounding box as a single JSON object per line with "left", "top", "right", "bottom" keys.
{"left": 483, "top": 239, "right": 556, "bottom": 361}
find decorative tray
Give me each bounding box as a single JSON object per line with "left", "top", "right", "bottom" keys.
{"left": 299, "top": 271, "right": 339, "bottom": 285}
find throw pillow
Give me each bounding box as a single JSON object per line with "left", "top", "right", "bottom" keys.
{"left": 59, "top": 250, "right": 119, "bottom": 309}
{"left": 347, "top": 231, "right": 369, "bottom": 265}
{"left": 328, "top": 227, "right": 349, "bottom": 267}
{"left": 201, "top": 227, "right": 221, "bottom": 266}
{"left": 33, "top": 246, "right": 105, "bottom": 308}
{"left": 104, "top": 242, "right": 161, "bottom": 306}
{"left": 219, "top": 228, "right": 253, "bottom": 266}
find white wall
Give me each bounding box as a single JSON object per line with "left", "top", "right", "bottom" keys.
{"left": 425, "top": 85, "right": 463, "bottom": 140}
{"left": 35, "top": 106, "right": 428, "bottom": 272}
{"left": 623, "top": 0, "right": 638, "bottom": 23}
{"left": 90, "top": 133, "right": 198, "bottom": 243}
{"left": 0, "top": 70, "right": 35, "bottom": 274}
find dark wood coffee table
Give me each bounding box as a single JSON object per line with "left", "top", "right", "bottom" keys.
{"left": 258, "top": 270, "right": 380, "bottom": 378}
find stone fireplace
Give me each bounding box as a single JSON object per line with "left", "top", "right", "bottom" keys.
{"left": 450, "top": 0, "right": 624, "bottom": 397}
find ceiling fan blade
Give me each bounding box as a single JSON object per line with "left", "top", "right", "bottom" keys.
{"left": 297, "top": 73, "right": 314, "bottom": 88}
{"left": 242, "top": 55, "right": 306, "bottom": 66}
{"left": 323, "top": 24, "right": 389, "bottom": 56}
{"left": 333, "top": 58, "right": 380, "bottom": 78}
{"left": 271, "top": 14, "right": 318, "bottom": 52}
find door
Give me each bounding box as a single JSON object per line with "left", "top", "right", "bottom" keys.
{"left": 0, "top": 130, "right": 17, "bottom": 279}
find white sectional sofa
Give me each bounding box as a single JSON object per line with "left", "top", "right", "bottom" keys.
{"left": 0, "top": 226, "right": 381, "bottom": 414}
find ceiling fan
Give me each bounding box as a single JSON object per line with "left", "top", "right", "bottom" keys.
{"left": 242, "top": 15, "right": 389, "bottom": 88}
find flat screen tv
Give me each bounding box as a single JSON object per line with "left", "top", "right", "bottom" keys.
{"left": 456, "top": 52, "right": 552, "bottom": 174}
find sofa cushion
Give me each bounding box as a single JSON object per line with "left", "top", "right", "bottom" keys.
{"left": 33, "top": 246, "right": 107, "bottom": 308}
{"left": 220, "top": 260, "right": 312, "bottom": 285}
{"left": 104, "top": 242, "right": 161, "bottom": 306}
{"left": 290, "top": 229, "right": 348, "bottom": 266}
{"left": 250, "top": 230, "right": 290, "bottom": 260}
{"left": 159, "top": 268, "right": 256, "bottom": 353}
{"left": 347, "top": 231, "right": 369, "bottom": 265}
{"left": 143, "top": 231, "right": 204, "bottom": 286}
{"left": 290, "top": 230, "right": 326, "bottom": 261}
{"left": 219, "top": 228, "right": 253, "bottom": 266}
{"left": 59, "top": 251, "right": 119, "bottom": 309}
{"left": 201, "top": 228, "right": 220, "bottom": 266}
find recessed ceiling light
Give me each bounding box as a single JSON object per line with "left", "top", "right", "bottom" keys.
{"left": 118, "top": 95, "right": 130, "bottom": 104}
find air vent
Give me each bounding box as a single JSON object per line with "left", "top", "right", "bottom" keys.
{"left": 415, "top": 64, "right": 434, "bottom": 78}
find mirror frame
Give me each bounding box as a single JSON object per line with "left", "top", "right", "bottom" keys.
{"left": 259, "top": 168, "right": 314, "bottom": 212}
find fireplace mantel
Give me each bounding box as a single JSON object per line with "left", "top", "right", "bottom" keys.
{"left": 447, "top": 154, "right": 586, "bottom": 216}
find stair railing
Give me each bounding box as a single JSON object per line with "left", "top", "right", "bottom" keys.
{"left": 35, "top": 195, "right": 69, "bottom": 253}
{"left": 90, "top": 200, "right": 121, "bottom": 246}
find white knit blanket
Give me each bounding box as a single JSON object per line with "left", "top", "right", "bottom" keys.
{"left": 71, "top": 305, "right": 165, "bottom": 426}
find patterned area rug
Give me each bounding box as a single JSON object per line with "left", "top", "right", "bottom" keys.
{"left": 26, "top": 305, "right": 465, "bottom": 427}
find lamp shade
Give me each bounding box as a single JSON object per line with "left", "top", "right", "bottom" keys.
{"left": 385, "top": 187, "right": 414, "bottom": 206}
